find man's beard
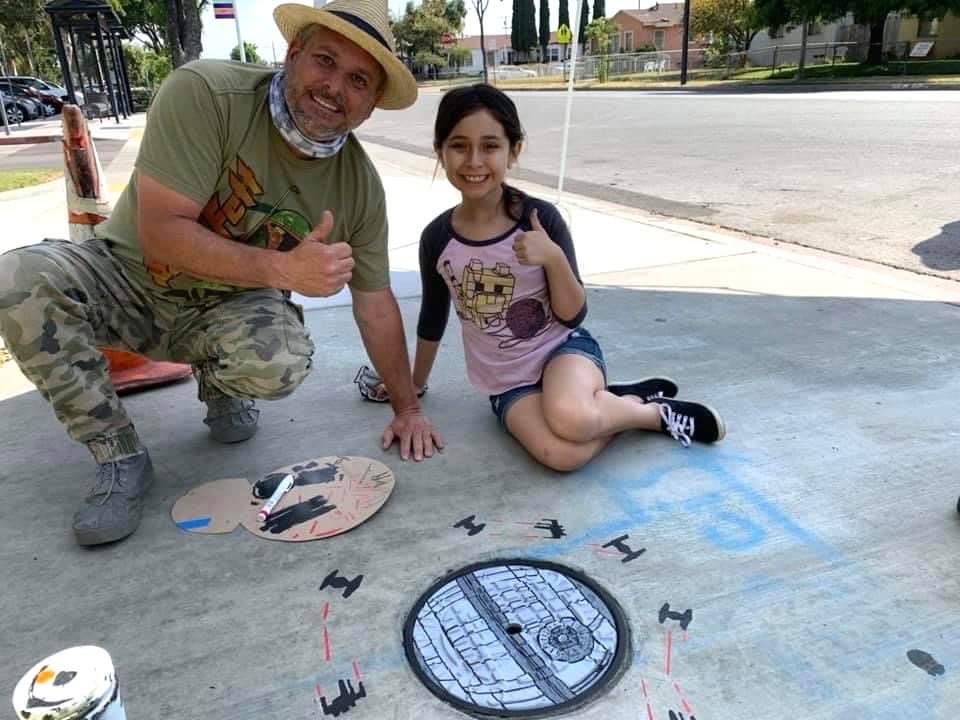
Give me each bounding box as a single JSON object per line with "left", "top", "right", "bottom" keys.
{"left": 284, "top": 85, "right": 343, "bottom": 142}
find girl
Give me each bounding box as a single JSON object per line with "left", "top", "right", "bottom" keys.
{"left": 372, "top": 84, "right": 725, "bottom": 471}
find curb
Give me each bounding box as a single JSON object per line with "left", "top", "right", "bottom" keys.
{"left": 0, "top": 134, "right": 61, "bottom": 146}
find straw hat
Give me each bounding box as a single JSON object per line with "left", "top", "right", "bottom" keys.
{"left": 274, "top": 1, "right": 417, "bottom": 110}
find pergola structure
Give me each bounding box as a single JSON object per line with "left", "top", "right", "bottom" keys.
{"left": 45, "top": 0, "right": 133, "bottom": 123}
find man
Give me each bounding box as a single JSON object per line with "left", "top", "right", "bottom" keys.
{"left": 0, "top": 0, "right": 442, "bottom": 547}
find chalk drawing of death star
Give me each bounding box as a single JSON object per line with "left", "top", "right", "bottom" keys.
{"left": 171, "top": 456, "right": 395, "bottom": 542}
{"left": 404, "top": 559, "right": 630, "bottom": 717}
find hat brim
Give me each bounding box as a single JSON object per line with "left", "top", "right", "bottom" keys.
{"left": 274, "top": 4, "right": 417, "bottom": 110}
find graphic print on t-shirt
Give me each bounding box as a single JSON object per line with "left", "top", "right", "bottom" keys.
{"left": 145, "top": 154, "right": 309, "bottom": 288}
{"left": 443, "top": 257, "right": 554, "bottom": 349}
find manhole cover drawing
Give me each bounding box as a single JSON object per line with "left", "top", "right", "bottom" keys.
{"left": 403, "top": 559, "right": 630, "bottom": 717}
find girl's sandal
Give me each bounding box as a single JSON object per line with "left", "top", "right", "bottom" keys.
{"left": 353, "top": 364, "right": 427, "bottom": 403}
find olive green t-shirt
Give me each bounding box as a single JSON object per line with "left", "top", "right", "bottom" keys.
{"left": 97, "top": 60, "right": 390, "bottom": 299}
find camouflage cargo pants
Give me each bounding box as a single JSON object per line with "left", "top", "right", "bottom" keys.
{"left": 0, "top": 239, "right": 314, "bottom": 462}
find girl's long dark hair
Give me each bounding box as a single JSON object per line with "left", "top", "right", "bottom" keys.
{"left": 434, "top": 84, "right": 528, "bottom": 222}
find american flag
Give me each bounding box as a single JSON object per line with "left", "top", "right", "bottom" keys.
{"left": 213, "top": 1, "right": 235, "bottom": 19}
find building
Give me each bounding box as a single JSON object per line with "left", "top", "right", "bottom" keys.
{"left": 748, "top": 15, "right": 869, "bottom": 66}
{"left": 454, "top": 32, "right": 582, "bottom": 75}
{"left": 749, "top": 10, "right": 960, "bottom": 66}
{"left": 610, "top": 3, "right": 696, "bottom": 53}
{"left": 886, "top": 11, "right": 960, "bottom": 58}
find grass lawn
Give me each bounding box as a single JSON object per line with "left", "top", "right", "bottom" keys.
{"left": 0, "top": 169, "right": 62, "bottom": 192}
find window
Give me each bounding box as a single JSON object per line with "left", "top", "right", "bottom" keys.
{"left": 654, "top": 30, "right": 665, "bottom": 50}
{"left": 623, "top": 31, "right": 634, "bottom": 52}
{"left": 918, "top": 17, "right": 940, "bottom": 36}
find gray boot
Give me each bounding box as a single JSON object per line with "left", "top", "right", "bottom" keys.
{"left": 203, "top": 394, "right": 259, "bottom": 443}
{"left": 73, "top": 450, "right": 154, "bottom": 546}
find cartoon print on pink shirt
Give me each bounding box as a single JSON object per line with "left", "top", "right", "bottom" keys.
{"left": 442, "top": 257, "right": 554, "bottom": 349}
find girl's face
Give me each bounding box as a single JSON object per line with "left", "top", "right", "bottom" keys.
{"left": 439, "top": 109, "right": 519, "bottom": 203}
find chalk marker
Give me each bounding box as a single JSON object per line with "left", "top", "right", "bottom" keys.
{"left": 257, "top": 473, "right": 295, "bottom": 522}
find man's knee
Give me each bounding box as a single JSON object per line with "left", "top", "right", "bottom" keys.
{"left": 213, "top": 345, "right": 313, "bottom": 400}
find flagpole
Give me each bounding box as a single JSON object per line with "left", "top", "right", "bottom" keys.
{"left": 233, "top": 1, "right": 246, "bottom": 62}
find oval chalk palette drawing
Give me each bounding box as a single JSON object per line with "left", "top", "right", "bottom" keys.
{"left": 404, "top": 559, "right": 630, "bottom": 717}
{"left": 170, "top": 456, "right": 395, "bottom": 542}
{"left": 171, "top": 477, "right": 252, "bottom": 534}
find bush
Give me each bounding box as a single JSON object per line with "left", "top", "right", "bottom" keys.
{"left": 130, "top": 86, "right": 155, "bottom": 112}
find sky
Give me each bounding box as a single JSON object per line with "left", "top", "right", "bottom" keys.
{"left": 200, "top": 0, "right": 649, "bottom": 60}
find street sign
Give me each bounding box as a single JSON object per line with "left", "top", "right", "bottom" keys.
{"left": 556, "top": 24, "right": 572, "bottom": 44}
{"left": 213, "top": 1, "right": 235, "bottom": 19}
{"left": 440, "top": 32, "right": 455, "bottom": 49}
{"left": 910, "top": 41, "right": 934, "bottom": 58}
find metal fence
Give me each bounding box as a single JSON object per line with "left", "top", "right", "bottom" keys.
{"left": 511, "top": 40, "right": 930, "bottom": 83}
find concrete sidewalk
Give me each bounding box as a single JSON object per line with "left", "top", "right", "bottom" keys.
{"left": 1, "top": 137, "right": 959, "bottom": 720}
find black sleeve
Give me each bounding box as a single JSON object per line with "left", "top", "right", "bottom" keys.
{"left": 528, "top": 197, "right": 587, "bottom": 328}
{"left": 416, "top": 213, "right": 453, "bottom": 342}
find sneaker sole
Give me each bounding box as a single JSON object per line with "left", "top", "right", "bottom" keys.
{"left": 210, "top": 423, "right": 259, "bottom": 444}
{"left": 700, "top": 402, "right": 726, "bottom": 443}
{"left": 608, "top": 376, "right": 679, "bottom": 400}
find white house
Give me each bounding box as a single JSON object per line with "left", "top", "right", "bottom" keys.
{"left": 748, "top": 14, "right": 870, "bottom": 66}
{"left": 454, "top": 32, "right": 584, "bottom": 75}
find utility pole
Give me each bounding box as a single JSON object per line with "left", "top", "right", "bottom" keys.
{"left": 680, "top": 0, "right": 690, "bottom": 85}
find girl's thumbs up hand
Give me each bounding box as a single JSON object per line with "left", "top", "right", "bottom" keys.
{"left": 513, "top": 208, "right": 560, "bottom": 267}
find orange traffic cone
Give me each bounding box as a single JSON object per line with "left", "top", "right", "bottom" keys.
{"left": 62, "top": 105, "right": 191, "bottom": 393}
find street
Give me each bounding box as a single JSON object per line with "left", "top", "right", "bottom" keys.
{"left": 0, "top": 136, "right": 126, "bottom": 171}
{"left": 360, "top": 88, "right": 960, "bottom": 281}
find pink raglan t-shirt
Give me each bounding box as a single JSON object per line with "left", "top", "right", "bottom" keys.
{"left": 417, "top": 193, "right": 587, "bottom": 395}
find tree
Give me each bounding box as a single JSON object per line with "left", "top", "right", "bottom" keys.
{"left": 0, "top": 0, "right": 59, "bottom": 79}
{"left": 392, "top": 0, "right": 466, "bottom": 74}
{"left": 522, "top": 0, "right": 539, "bottom": 53}
{"left": 539, "top": 0, "right": 551, "bottom": 60}
{"left": 690, "top": 0, "right": 763, "bottom": 52}
{"left": 231, "top": 41, "right": 264, "bottom": 64}
{"left": 585, "top": 17, "right": 616, "bottom": 77}
{"left": 113, "top": 0, "right": 167, "bottom": 54}
{"left": 512, "top": 0, "right": 539, "bottom": 58}
{"left": 123, "top": 43, "right": 172, "bottom": 87}
{"left": 579, "top": 0, "right": 591, "bottom": 43}
{"left": 558, "top": 0, "right": 571, "bottom": 28}
{"left": 593, "top": 0, "right": 606, "bottom": 19}
{"left": 468, "top": 0, "right": 492, "bottom": 81}
{"left": 164, "top": 0, "right": 205, "bottom": 68}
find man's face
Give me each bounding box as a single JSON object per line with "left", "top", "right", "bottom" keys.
{"left": 284, "top": 25, "right": 384, "bottom": 141}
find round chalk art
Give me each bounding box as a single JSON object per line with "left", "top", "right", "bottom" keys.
{"left": 171, "top": 456, "right": 395, "bottom": 542}
{"left": 403, "top": 560, "right": 630, "bottom": 717}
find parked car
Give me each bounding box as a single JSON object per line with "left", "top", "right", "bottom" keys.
{"left": 0, "top": 76, "right": 79, "bottom": 112}
{"left": 492, "top": 64, "right": 537, "bottom": 80}
{"left": 0, "top": 84, "right": 50, "bottom": 117}
{"left": 0, "top": 92, "right": 38, "bottom": 124}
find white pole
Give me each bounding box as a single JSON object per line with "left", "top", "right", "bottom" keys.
{"left": 233, "top": 1, "right": 247, "bottom": 62}
{"left": 556, "top": 0, "right": 583, "bottom": 200}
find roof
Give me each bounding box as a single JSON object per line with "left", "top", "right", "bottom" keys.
{"left": 615, "top": 3, "right": 686, "bottom": 27}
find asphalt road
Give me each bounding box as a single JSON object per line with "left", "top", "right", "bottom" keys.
{"left": 0, "top": 137, "right": 126, "bottom": 172}
{"left": 360, "top": 89, "right": 960, "bottom": 281}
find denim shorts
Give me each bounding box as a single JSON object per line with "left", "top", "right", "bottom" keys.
{"left": 488, "top": 327, "right": 607, "bottom": 428}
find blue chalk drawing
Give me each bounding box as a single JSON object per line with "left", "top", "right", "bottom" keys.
{"left": 176, "top": 516, "right": 212, "bottom": 530}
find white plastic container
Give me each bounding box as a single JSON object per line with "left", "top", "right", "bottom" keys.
{"left": 12, "top": 646, "right": 126, "bottom": 720}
